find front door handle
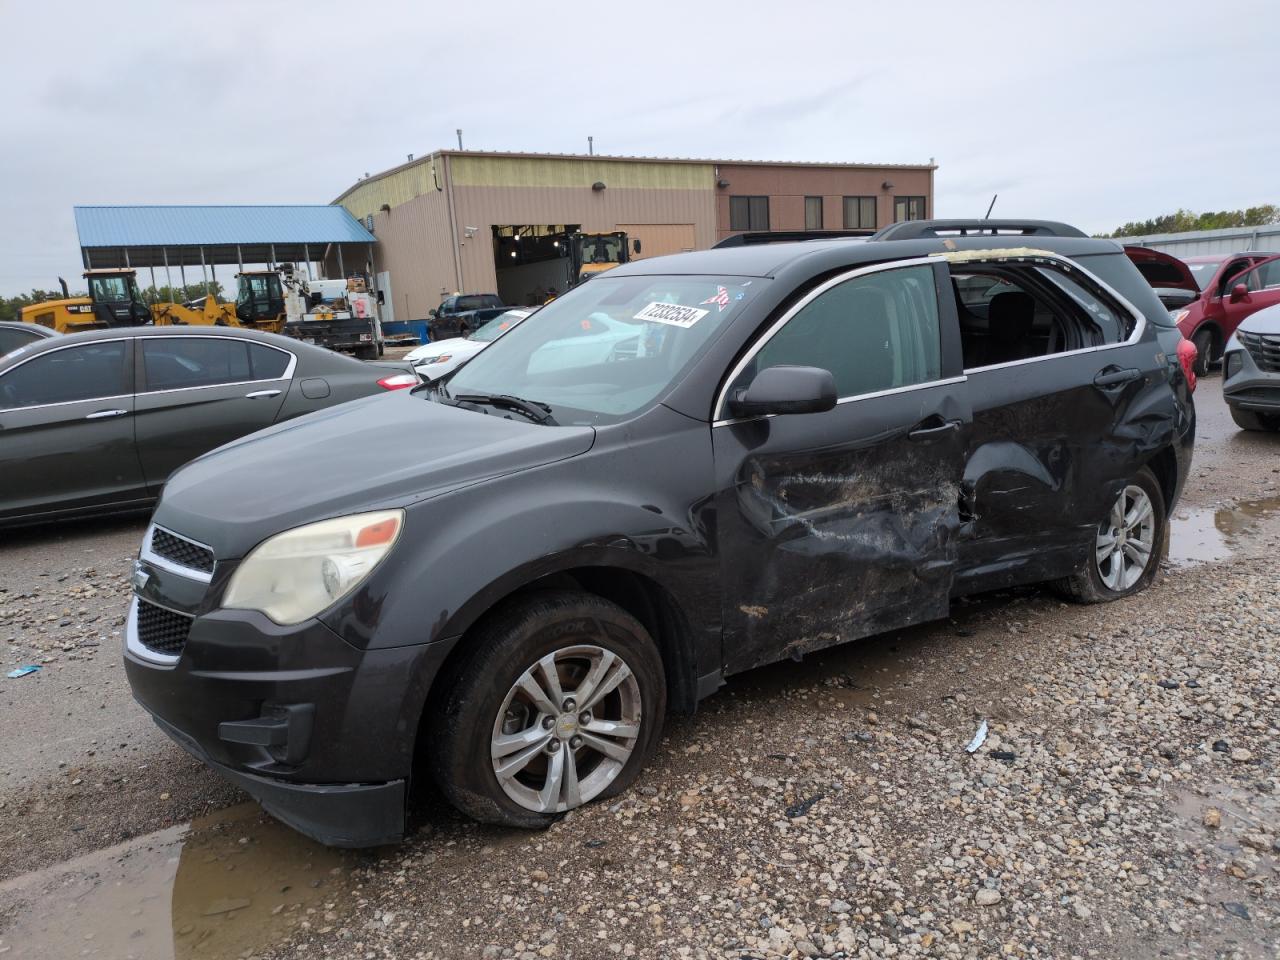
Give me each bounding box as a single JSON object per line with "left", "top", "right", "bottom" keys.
{"left": 1093, "top": 367, "right": 1141, "bottom": 389}
{"left": 245, "top": 389, "right": 282, "bottom": 399}
{"left": 907, "top": 417, "right": 961, "bottom": 441}
{"left": 85, "top": 409, "right": 128, "bottom": 420}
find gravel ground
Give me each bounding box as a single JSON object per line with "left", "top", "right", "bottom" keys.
{"left": 1, "top": 375, "right": 1278, "bottom": 960}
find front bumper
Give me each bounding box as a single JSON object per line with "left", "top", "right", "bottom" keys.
{"left": 1222, "top": 342, "right": 1280, "bottom": 411}
{"left": 150, "top": 711, "right": 406, "bottom": 847}
{"left": 124, "top": 594, "right": 449, "bottom": 847}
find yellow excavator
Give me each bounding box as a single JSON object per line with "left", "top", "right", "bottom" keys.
{"left": 21, "top": 268, "right": 286, "bottom": 334}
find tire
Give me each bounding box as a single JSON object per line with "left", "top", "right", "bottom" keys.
{"left": 428, "top": 590, "right": 667, "bottom": 828}
{"left": 1230, "top": 406, "right": 1280, "bottom": 431}
{"left": 1054, "top": 466, "right": 1166, "bottom": 604}
{"left": 1191, "top": 328, "right": 1215, "bottom": 378}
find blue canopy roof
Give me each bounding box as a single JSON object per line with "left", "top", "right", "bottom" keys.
{"left": 74, "top": 205, "right": 375, "bottom": 269}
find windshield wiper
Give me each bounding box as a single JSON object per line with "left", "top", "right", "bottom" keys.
{"left": 450, "top": 392, "right": 557, "bottom": 425}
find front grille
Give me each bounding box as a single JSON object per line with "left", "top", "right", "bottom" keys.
{"left": 150, "top": 527, "right": 215, "bottom": 574}
{"left": 136, "top": 600, "right": 193, "bottom": 657}
{"left": 1238, "top": 331, "right": 1280, "bottom": 373}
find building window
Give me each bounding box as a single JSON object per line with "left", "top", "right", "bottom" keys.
{"left": 894, "top": 196, "right": 927, "bottom": 222}
{"left": 805, "top": 196, "right": 824, "bottom": 230}
{"left": 843, "top": 196, "right": 877, "bottom": 230}
{"left": 730, "top": 196, "right": 770, "bottom": 231}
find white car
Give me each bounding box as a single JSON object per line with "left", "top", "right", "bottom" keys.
{"left": 407, "top": 309, "right": 532, "bottom": 381}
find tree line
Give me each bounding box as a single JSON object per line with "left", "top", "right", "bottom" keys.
{"left": 1104, "top": 205, "right": 1280, "bottom": 238}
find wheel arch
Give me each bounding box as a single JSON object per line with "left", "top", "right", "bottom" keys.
{"left": 413, "top": 553, "right": 707, "bottom": 780}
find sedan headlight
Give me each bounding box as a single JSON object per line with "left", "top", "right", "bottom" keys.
{"left": 414, "top": 353, "right": 453, "bottom": 366}
{"left": 223, "top": 510, "right": 403, "bottom": 624}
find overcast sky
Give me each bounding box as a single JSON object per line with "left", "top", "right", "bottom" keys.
{"left": 2, "top": 0, "right": 1277, "bottom": 294}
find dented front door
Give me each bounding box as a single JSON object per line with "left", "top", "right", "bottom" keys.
{"left": 710, "top": 261, "right": 969, "bottom": 674}
{"left": 713, "top": 385, "right": 968, "bottom": 673}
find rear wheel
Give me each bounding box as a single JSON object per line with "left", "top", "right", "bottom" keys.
{"left": 1054, "top": 466, "right": 1165, "bottom": 603}
{"left": 429, "top": 591, "right": 666, "bottom": 827}
{"left": 1191, "top": 328, "right": 1216, "bottom": 377}
{"left": 1230, "top": 406, "right": 1280, "bottom": 431}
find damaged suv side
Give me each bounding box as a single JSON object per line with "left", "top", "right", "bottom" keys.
{"left": 124, "top": 219, "right": 1194, "bottom": 846}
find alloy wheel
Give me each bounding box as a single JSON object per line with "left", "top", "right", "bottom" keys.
{"left": 490, "top": 644, "right": 642, "bottom": 813}
{"left": 1095, "top": 485, "right": 1156, "bottom": 591}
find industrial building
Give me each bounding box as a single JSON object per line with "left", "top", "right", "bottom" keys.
{"left": 334, "top": 151, "right": 936, "bottom": 322}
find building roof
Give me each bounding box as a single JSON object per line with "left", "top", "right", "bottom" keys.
{"left": 75, "top": 205, "right": 375, "bottom": 247}
{"left": 334, "top": 149, "right": 937, "bottom": 204}
{"left": 73, "top": 205, "right": 376, "bottom": 269}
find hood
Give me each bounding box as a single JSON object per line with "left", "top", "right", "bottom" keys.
{"left": 1124, "top": 246, "right": 1199, "bottom": 293}
{"left": 1236, "top": 302, "right": 1280, "bottom": 337}
{"left": 407, "top": 336, "right": 471, "bottom": 362}
{"left": 153, "top": 390, "right": 595, "bottom": 558}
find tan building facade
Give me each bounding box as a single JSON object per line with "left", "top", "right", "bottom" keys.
{"left": 334, "top": 151, "right": 935, "bottom": 321}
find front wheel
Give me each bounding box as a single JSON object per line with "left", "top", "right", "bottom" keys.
{"left": 429, "top": 591, "right": 666, "bottom": 827}
{"left": 1054, "top": 466, "right": 1166, "bottom": 603}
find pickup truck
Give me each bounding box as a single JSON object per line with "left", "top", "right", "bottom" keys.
{"left": 428, "top": 293, "right": 509, "bottom": 340}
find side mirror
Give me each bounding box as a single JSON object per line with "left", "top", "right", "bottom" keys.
{"left": 376, "top": 290, "right": 385, "bottom": 305}
{"left": 1230, "top": 283, "right": 1249, "bottom": 303}
{"left": 632, "top": 239, "right": 642, "bottom": 255}
{"left": 728, "top": 365, "right": 837, "bottom": 418}
{"left": 428, "top": 308, "right": 438, "bottom": 318}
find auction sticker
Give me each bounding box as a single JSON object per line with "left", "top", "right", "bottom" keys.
{"left": 633, "top": 302, "right": 709, "bottom": 328}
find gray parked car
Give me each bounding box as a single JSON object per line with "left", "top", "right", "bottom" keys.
{"left": 0, "top": 320, "right": 58, "bottom": 356}
{"left": 1223, "top": 302, "right": 1280, "bottom": 430}
{"left": 0, "top": 326, "right": 416, "bottom": 527}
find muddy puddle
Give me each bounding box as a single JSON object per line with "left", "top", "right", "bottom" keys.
{"left": 1166, "top": 494, "right": 1280, "bottom": 566}
{"left": 0, "top": 802, "right": 369, "bottom": 959}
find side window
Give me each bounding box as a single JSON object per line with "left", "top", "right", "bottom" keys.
{"left": 0, "top": 342, "right": 129, "bottom": 409}
{"left": 248, "top": 343, "right": 291, "bottom": 380}
{"left": 0, "top": 328, "right": 40, "bottom": 357}
{"left": 951, "top": 261, "right": 1131, "bottom": 371}
{"left": 142, "top": 338, "right": 252, "bottom": 391}
{"left": 1239, "top": 259, "right": 1280, "bottom": 293}
{"left": 741, "top": 264, "right": 941, "bottom": 399}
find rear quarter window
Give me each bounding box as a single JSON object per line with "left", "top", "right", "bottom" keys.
{"left": 1074, "top": 252, "right": 1176, "bottom": 327}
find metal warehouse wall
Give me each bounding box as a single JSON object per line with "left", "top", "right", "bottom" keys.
{"left": 1117, "top": 225, "right": 1280, "bottom": 256}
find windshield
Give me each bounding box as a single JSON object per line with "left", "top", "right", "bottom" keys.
{"left": 470, "top": 311, "right": 528, "bottom": 342}
{"left": 89, "top": 276, "right": 131, "bottom": 302}
{"left": 444, "top": 274, "right": 765, "bottom": 425}
{"left": 1185, "top": 260, "right": 1222, "bottom": 291}
{"left": 580, "top": 234, "right": 624, "bottom": 264}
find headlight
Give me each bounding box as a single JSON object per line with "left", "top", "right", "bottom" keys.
{"left": 415, "top": 354, "right": 452, "bottom": 365}
{"left": 222, "top": 510, "right": 403, "bottom": 624}
{"left": 1172, "top": 309, "right": 1190, "bottom": 326}
{"left": 1225, "top": 350, "right": 1244, "bottom": 380}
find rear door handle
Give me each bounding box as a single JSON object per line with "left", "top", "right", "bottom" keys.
{"left": 245, "top": 389, "right": 282, "bottom": 399}
{"left": 85, "top": 409, "right": 128, "bottom": 420}
{"left": 907, "top": 417, "right": 961, "bottom": 441}
{"left": 1093, "top": 367, "right": 1141, "bottom": 389}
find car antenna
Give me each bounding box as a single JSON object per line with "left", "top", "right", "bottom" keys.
{"left": 983, "top": 194, "right": 998, "bottom": 220}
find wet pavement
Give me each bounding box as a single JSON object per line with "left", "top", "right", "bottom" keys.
{"left": 0, "top": 803, "right": 367, "bottom": 959}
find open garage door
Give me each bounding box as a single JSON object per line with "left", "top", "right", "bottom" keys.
{"left": 493, "top": 225, "right": 577, "bottom": 306}
{"left": 616, "top": 224, "right": 696, "bottom": 260}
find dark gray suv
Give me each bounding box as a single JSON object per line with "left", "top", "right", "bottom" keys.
{"left": 124, "top": 220, "right": 1195, "bottom": 846}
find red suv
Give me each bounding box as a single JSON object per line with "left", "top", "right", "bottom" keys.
{"left": 1170, "top": 252, "right": 1280, "bottom": 376}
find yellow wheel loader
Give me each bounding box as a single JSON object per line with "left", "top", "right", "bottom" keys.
{"left": 21, "top": 269, "right": 284, "bottom": 334}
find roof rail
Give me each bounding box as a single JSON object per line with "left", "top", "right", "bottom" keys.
{"left": 871, "top": 219, "right": 1088, "bottom": 241}
{"left": 712, "top": 229, "right": 873, "bottom": 249}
